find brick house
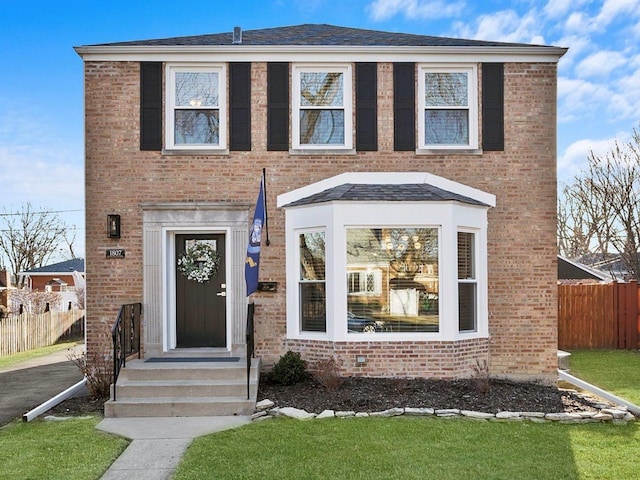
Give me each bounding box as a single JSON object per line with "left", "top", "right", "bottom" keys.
{"left": 75, "top": 24, "right": 566, "bottom": 397}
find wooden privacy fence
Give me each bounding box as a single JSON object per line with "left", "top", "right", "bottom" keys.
{"left": 0, "top": 309, "right": 85, "bottom": 356}
{"left": 558, "top": 283, "right": 640, "bottom": 350}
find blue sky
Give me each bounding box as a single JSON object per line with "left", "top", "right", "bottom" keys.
{"left": 1, "top": 0, "right": 639, "bottom": 262}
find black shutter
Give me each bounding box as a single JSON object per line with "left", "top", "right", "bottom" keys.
{"left": 140, "top": 62, "right": 163, "bottom": 151}
{"left": 230, "top": 62, "right": 252, "bottom": 151}
{"left": 393, "top": 63, "right": 415, "bottom": 151}
{"left": 356, "top": 63, "right": 378, "bottom": 151}
{"left": 482, "top": 63, "right": 504, "bottom": 151}
{"left": 267, "top": 63, "right": 289, "bottom": 151}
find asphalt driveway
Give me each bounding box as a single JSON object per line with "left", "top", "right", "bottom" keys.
{"left": 0, "top": 345, "right": 84, "bottom": 426}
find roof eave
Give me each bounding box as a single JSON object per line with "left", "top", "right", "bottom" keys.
{"left": 74, "top": 44, "right": 568, "bottom": 62}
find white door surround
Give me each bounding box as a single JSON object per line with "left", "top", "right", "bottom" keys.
{"left": 141, "top": 202, "right": 250, "bottom": 357}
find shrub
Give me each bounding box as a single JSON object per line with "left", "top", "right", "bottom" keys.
{"left": 68, "top": 350, "right": 113, "bottom": 399}
{"left": 472, "top": 359, "right": 490, "bottom": 394}
{"left": 313, "top": 356, "right": 344, "bottom": 391}
{"left": 271, "top": 350, "right": 307, "bottom": 385}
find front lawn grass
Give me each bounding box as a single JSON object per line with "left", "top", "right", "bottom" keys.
{"left": 0, "top": 341, "right": 79, "bottom": 369}
{"left": 174, "top": 417, "right": 639, "bottom": 480}
{"left": 0, "top": 416, "right": 128, "bottom": 480}
{"left": 569, "top": 349, "right": 640, "bottom": 406}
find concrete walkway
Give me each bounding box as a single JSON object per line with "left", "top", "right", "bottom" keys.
{"left": 0, "top": 343, "right": 84, "bottom": 426}
{"left": 97, "top": 416, "right": 251, "bottom": 479}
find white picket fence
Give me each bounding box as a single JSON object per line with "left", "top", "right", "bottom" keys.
{"left": 0, "top": 309, "right": 85, "bottom": 357}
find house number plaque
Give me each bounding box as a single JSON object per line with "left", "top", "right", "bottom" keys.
{"left": 106, "top": 248, "right": 126, "bottom": 258}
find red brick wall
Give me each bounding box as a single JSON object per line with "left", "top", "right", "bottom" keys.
{"left": 83, "top": 60, "right": 558, "bottom": 381}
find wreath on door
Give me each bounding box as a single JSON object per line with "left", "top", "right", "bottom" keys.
{"left": 177, "top": 242, "right": 220, "bottom": 283}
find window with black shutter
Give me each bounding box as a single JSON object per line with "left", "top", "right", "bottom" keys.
{"left": 267, "top": 63, "right": 289, "bottom": 151}
{"left": 230, "top": 62, "right": 251, "bottom": 151}
{"left": 140, "top": 62, "right": 163, "bottom": 151}
{"left": 481, "top": 63, "right": 504, "bottom": 151}
{"left": 393, "top": 63, "right": 415, "bottom": 151}
{"left": 356, "top": 63, "right": 378, "bottom": 151}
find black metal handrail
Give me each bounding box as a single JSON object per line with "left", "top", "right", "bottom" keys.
{"left": 246, "top": 302, "right": 255, "bottom": 400}
{"left": 111, "top": 303, "right": 142, "bottom": 401}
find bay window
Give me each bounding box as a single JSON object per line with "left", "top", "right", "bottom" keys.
{"left": 280, "top": 172, "right": 493, "bottom": 342}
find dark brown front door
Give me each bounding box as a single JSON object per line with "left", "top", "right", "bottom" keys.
{"left": 176, "top": 234, "right": 226, "bottom": 348}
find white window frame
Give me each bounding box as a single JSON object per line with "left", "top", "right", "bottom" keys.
{"left": 417, "top": 64, "right": 478, "bottom": 151}
{"left": 292, "top": 64, "right": 353, "bottom": 151}
{"left": 297, "top": 228, "right": 327, "bottom": 334}
{"left": 281, "top": 183, "right": 491, "bottom": 342}
{"left": 457, "top": 229, "right": 478, "bottom": 333}
{"left": 165, "top": 64, "right": 227, "bottom": 151}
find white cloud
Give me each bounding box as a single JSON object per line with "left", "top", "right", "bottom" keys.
{"left": 558, "top": 136, "right": 624, "bottom": 181}
{"left": 595, "top": 0, "right": 640, "bottom": 28}
{"left": 543, "top": 0, "right": 589, "bottom": 20}
{"left": 556, "top": 34, "right": 591, "bottom": 71}
{"left": 576, "top": 50, "right": 628, "bottom": 77}
{"left": 452, "top": 9, "right": 545, "bottom": 44}
{"left": 367, "top": 0, "right": 465, "bottom": 21}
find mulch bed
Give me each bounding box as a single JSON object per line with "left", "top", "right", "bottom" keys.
{"left": 47, "top": 376, "right": 602, "bottom": 417}
{"left": 257, "top": 376, "right": 601, "bottom": 414}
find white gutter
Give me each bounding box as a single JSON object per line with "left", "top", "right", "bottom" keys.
{"left": 22, "top": 378, "right": 88, "bottom": 422}
{"left": 559, "top": 370, "right": 640, "bottom": 417}
{"left": 74, "top": 44, "right": 567, "bottom": 63}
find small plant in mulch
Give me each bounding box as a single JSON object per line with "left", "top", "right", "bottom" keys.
{"left": 67, "top": 350, "right": 112, "bottom": 399}
{"left": 271, "top": 350, "right": 307, "bottom": 386}
{"left": 472, "top": 359, "right": 491, "bottom": 394}
{"left": 312, "top": 356, "right": 344, "bottom": 391}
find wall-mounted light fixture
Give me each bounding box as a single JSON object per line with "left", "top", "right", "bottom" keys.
{"left": 107, "top": 214, "right": 121, "bottom": 238}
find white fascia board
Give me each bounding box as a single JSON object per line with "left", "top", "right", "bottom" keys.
{"left": 276, "top": 172, "right": 496, "bottom": 209}
{"left": 74, "top": 45, "right": 567, "bottom": 63}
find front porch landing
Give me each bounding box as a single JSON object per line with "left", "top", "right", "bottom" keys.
{"left": 104, "top": 353, "right": 260, "bottom": 418}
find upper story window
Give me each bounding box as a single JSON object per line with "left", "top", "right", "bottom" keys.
{"left": 418, "top": 65, "right": 478, "bottom": 150}
{"left": 166, "top": 65, "right": 227, "bottom": 151}
{"left": 292, "top": 65, "right": 353, "bottom": 150}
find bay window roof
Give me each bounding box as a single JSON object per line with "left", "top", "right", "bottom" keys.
{"left": 282, "top": 183, "right": 490, "bottom": 208}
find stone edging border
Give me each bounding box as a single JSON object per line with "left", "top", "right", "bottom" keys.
{"left": 252, "top": 390, "right": 637, "bottom": 425}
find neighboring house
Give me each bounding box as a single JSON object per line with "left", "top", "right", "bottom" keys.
{"left": 0, "top": 269, "right": 10, "bottom": 312}
{"left": 558, "top": 255, "right": 612, "bottom": 284}
{"left": 18, "top": 258, "right": 85, "bottom": 310}
{"left": 75, "top": 24, "right": 566, "bottom": 383}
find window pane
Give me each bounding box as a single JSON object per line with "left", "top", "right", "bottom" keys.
{"left": 175, "top": 110, "right": 219, "bottom": 145}
{"left": 175, "top": 72, "right": 219, "bottom": 107}
{"left": 458, "top": 232, "right": 475, "bottom": 279}
{"left": 300, "top": 110, "right": 345, "bottom": 145}
{"left": 425, "top": 72, "right": 468, "bottom": 106}
{"left": 300, "top": 72, "right": 343, "bottom": 106}
{"left": 346, "top": 228, "right": 439, "bottom": 334}
{"left": 458, "top": 283, "right": 476, "bottom": 331}
{"left": 300, "top": 232, "right": 326, "bottom": 332}
{"left": 299, "top": 232, "right": 325, "bottom": 280}
{"left": 425, "top": 110, "right": 469, "bottom": 145}
{"left": 300, "top": 283, "right": 326, "bottom": 332}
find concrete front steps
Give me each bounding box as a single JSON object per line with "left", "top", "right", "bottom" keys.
{"left": 104, "top": 355, "right": 260, "bottom": 418}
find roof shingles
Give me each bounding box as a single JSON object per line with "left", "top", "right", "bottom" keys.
{"left": 94, "top": 24, "right": 551, "bottom": 49}
{"left": 283, "top": 183, "right": 488, "bottom": 208}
